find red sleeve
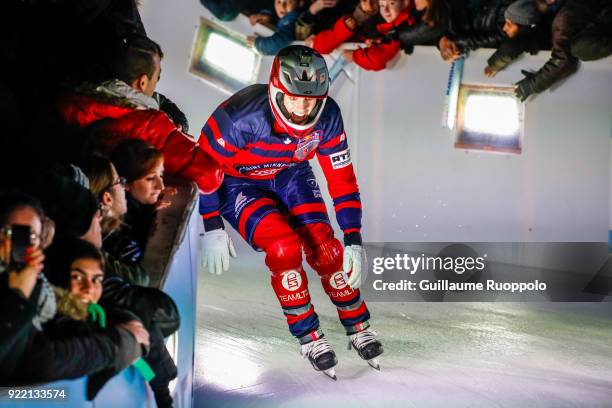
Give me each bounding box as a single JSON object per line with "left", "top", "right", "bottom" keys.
{"left": 352, "top": 40, "right": 401, "bottom": 71}
{"left": 316, "top": 131, "right": 362, "bottom": 234}
{"left": 96, "top": 110, "right": 223, "bottom": 194}
{"left": 312, "top": 16, "right": 355, "bottom": 54}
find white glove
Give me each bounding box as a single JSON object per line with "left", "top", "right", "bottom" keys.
{"left": 343, "top": 245, "right": 365, "bottom": 289}
{"left": 200, "top": 229, "right": 237, "bottom": 275}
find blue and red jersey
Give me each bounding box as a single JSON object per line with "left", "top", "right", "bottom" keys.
{"left": 198, "top": 84, "right": 361, "bottom": 234}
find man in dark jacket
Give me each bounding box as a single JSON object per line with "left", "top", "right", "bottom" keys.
{"left": 440, "top": 0, "right": 549, "bottom": 77}
{"left": 515, "top": 0, "right": 612, "bottom": 101}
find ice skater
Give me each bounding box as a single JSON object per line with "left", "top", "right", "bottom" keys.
{"left": 198, "top": 45, "right": 383, "bottom": 379}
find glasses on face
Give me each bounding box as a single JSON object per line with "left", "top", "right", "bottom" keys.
{"left": 107, "top": 176, "right": 127, "bottom": 190}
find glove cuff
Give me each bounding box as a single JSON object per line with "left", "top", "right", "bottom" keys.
{"left": 203, "top": 215, "right": 224, "bottom": 232}
{"left": 343, "top": 231, "right": 362, "bottom": 246}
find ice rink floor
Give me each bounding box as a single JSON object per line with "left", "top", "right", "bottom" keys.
{"left": 193, "top": 241, "right": 612, "bottom": 408}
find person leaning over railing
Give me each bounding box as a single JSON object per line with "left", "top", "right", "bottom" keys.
{"left": 56, "top": 34, "right": 223, "bottom": 196}
{"left": 79, "top": 152, "right": 180, "bottom": 407}
{"left": 304, "top": 0, "right": 381, "bottom": 54}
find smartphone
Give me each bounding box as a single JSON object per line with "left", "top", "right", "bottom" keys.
{"left": 10, "top": 225, "right": 31, "bottom": 270}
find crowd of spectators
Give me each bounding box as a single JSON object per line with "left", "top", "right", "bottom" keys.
{"left": 0, "top": 0, "right": 610, "bottom": 406}
{"left": 1, "top": 1, "right": 223, "bottom": 407}
{"left": 203, "top": 0, "right": 612, "bottom": 100}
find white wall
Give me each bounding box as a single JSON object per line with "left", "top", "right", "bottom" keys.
{"left": 141, "top": 1, "right": 612, "bottom": 243}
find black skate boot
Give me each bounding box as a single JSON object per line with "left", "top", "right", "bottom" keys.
{"left": 299, "top": 329, "right": 338, "bottom": 380}
{"left": 348, "top": 324, "right": 383, "bottom": 370}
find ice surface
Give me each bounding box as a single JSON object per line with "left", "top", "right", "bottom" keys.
{"left": 194, "top": 238, "right": 612, "bottom": 408}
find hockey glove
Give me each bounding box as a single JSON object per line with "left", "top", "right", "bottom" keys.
{"left": 200, "top": 229, "right": 237, "bottom": 275}
{"left": 343, "top": 245, "right": 365, "bottom": 289}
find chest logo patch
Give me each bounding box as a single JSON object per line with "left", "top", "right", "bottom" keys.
{"left": 294, "top": 130, "right": 322, "bottom": 161}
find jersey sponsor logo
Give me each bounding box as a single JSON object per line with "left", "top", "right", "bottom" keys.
{"left": 294, "top": 130, "right": 322, "bottom": 160}
{"left": 330, "top": 149, "right": 351, "bottom": 169}
{"left": 329, "top": 271, "right": 348, "bottom": 290}
{"left": 278, "top": 289, "right": 309, "bottom": 302}
{"left": 217, "top": 138, "right": 225, "bottom": 147}
{"left": 235, "top": 192, "right": 254, "bottom": 215}
{"left": 281, "top": 270, "right": 303, "bottom": 292}
{"left": 236, "top": 162, "right": 296, "bottom": 177}
{"left": 250, "top": 168, "right": 281, "bottom": 177}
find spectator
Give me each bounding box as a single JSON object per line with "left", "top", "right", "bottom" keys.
{"left": 57, "top": 34, "right": 223, "bottom": 194}
{"left": 200, "top": 0, "right": 274, "bottom": 21}
{"left": 111, "top": 140, "right": 167, "bottom": 253}
{"left": 75, "top": 156, "right": 180, "bottom": 407}
{"left": 486, "top": 0, "right": 550, "bottom": 76}
{"left": 41, "top": 237, "right": 150, "bottom": 398}
{"left": 247, "top": 0, "right": 301, "bottom": 55}
{"left": 295, "top": 0, "right": 356, "bottom": 41}
{"left": 514, "top": 0, "right": 612, "bottom": 101}
{"left": 439, "top": 0, "right": 548, "bottom": 78}
{"left": 387, "top": 0, "right": 467, "bottom": 55}
{"left": 78, "top": 154, "right": 153, "bottom": 287}
{"left": 342, "top": 0, "right": 416, "bottom": 71}
{"left": 0, "top": 192, "right": 54, "bottom": 382}
{"left": 305, "top": 0, "right": 381, "bottom": 54}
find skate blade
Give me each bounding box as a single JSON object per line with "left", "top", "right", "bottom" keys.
{"left": 323, "top": 368, "right": 337, "bottom": 380}
{"left": 367, "top": 358, "right": 380, "bottom": 371}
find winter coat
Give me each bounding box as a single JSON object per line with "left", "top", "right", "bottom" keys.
{"left": 103, "top": 251, "right": 149, "bottom": 287}
{"left": 295, "top": 0, "right": 358, "bottom": 40}
{"left": 98, "top": 275, "right": 180, "bottom": 395}
{"left": 387, "top": 0, "right": 471, "bottom": 52}
{"left": 7, "top": 288, "right": 142, "bottom": 386}
{"left": 102, "top": 195, "right": 154, "bottom": 286}
{"left": 451, "top": 0, "right": 546, "bottom": 72}
{"left": 57, "top": 81, "right": 223, "bottom": 194}
{"left": 254, "top": 10, "right": 300, "bottom": 55}
{"left": 519, "top": 0, "right": 606, "bottom": 96}
{"left": 353, "top": 9, "right": 416, "bottom": 71}
{"left": 101, "top": 277, "right": 180, "bottom": 338}
{"left": 311, "top": 7, "right": 384, "bottom": 55}
{"left": 0, "top": 275, "right": 40, "bottom": 382}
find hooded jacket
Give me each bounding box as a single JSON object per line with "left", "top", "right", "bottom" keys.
{"left": 57, "top": 80, "right": 223, "bottom": 194}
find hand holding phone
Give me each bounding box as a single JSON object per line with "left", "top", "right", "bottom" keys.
{"left": 4, "top": 225, "right": 45, "bottom": 299}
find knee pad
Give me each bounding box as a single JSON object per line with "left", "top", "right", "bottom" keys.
{"left": 264, "top": 235, "right": 303, "bottom": 273}
{"left": 305, "top": 236, "right": 343, "bottom": 276}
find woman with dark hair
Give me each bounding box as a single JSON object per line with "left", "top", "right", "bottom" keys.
{"left": 38, "top": 236, "right": 150, "bottom": 399}
{"left": 110, "top": 139, "right": 167, "bottom": 253}
{"left": 80, "top": 152, "right": 180, "bottom": 407}
{"left": 79, "top": 153, "right": 149, "bottom": 286}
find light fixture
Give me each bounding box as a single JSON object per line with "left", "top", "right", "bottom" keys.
{"left": 454, "top": 84, "right": 524, "bottom": 154}
{"left": 190, "top": 18, "right": 261, "bottom": 94}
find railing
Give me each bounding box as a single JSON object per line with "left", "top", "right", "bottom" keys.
{"left": 0, "top": 178, "right": 200, "bottom": 408}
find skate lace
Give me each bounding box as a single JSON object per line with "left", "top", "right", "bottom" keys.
{"left": 301, "top": 338, "right": 333, "bottom": 360}
{"left": 349, "top": 328, "right": 378, "bottom": 350}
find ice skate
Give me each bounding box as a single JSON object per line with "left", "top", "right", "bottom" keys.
{"left": 300, "top": 334, "right": 338, "bottom": 380}
{"left": 348, "top": 327, "right": 383, "bottom": 370}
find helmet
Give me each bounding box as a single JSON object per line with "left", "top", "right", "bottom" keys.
{"left": 269, "top": 45, "right": 329, "bottom": 138}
